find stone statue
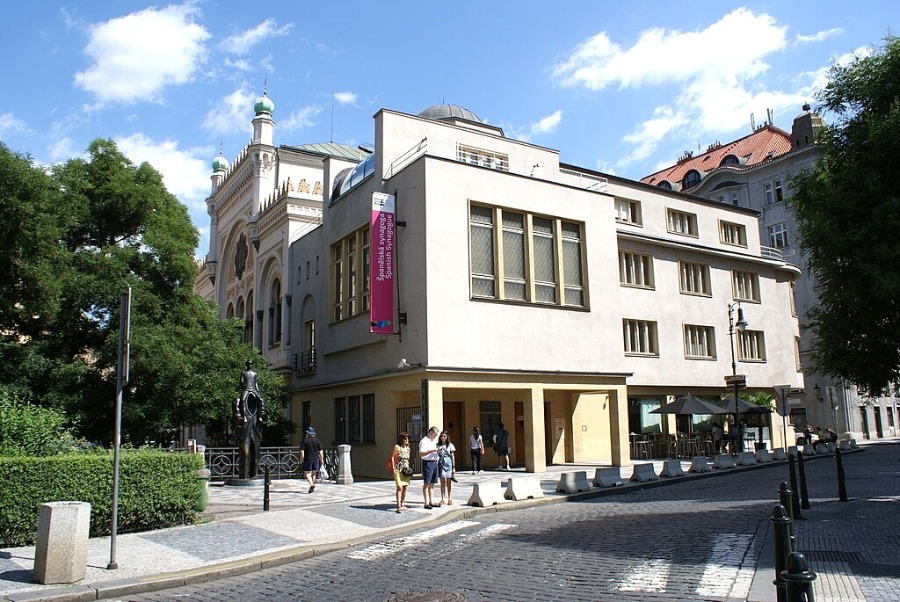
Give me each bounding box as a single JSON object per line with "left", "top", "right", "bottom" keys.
{"left": 233, "top": 360, "right": 268, "bottom": 479}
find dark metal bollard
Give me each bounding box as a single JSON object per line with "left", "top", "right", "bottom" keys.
{"left": 263, "top": 465, "right": 271, "bottom": 511}
{"left": 797, "top": 450, "right": 810, "bottom": 510}
{"left": 771, "top": 504, "right": 793, "bottom": 602}
{"left": 788, "top": 455, "right": 803, "bottom": 520}
{"left": 778, "top": 482, "right": 796, "bottom": 544}
{"left": 835, "top": 448, "right": 848, "bottom": 502}
{"left": 782, "top": 551, "right": 816, "bottom": 601}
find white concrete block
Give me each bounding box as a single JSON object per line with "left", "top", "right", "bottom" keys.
{"left": 714, "top": 454, "right": 736, "bottom": 469}
{"left": 756, "top": 449, "right": 772, "bottom": 463}
{"left": 630, "top": 463, "right": 659, "bottom": 482}
{"left": 467, "top": 482, "right": 507, "bottom": 507}
{"left": 336, "top": 444, "right": 353, "bottom": 484}
{"left": 737, "top": 452, "right": 758, "bottom": 466}
{"left": 660, "top": 459, "right": 685, "bottom": 478}
{"left": 839, "top": 440, "right": 851, "bottom": 451}
{"left": 555, "top": 471, "right": 591, "bottom": 493}
{"left": 849, "top": 438, "right": 859, "bottom": 449}
{"left": 505, "top": 476, "right": 544, "bottom": 500}
{"left": 33, "top": 501, "right": 91, "bottom": 584}
{"left": 772, "top": 448, "right": 788, "bottom": 461}
{"left": 689, "top": 457, "right": 712, "bottom": 473}
{"left": 592, "top": 467, "right": 624, "bottom": 487}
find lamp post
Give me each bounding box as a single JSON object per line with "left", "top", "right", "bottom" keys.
{"left": 728, "top": 302, "right": 748, "bottom": 453}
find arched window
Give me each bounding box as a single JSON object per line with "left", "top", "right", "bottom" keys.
{"left": 245, "top": 291, "right": 254, "bottom": 346}
{"left": 226, "top": 303, "right": 234, "bottom": 319}
{"left": 657, "top": 180, "right": 672, "bottom": 190}
{"left": 720, "top": 154, "right": 739, "bottom": 167}
{"left": 682, "top": 170, "right": 701, "bottom": 188}
{"left": 269, "top": 279, "right": 282, "bottom": 345}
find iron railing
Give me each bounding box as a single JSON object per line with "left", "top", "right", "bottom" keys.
{"left": 203, "top": 446, "right": 339, "bottom": 482}
{"left": 293, "top": 348, "right": 317, "bottom": 374}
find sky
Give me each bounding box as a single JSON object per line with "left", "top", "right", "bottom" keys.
{"left": 1, "top": 1, "right": 894, "bottom": 258}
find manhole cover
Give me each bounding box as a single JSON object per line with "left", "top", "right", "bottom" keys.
{"left": 804, "top": 550, "right": 864, "bottom": 563}
{"left": 387, "top": 589, "right": 467, "bottom": 602}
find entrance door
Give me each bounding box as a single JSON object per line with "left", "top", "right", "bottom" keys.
{"left": 514, "top": 402, "right": 525, "bottom": 467}
{"left": 443, "top": 401, "right": 464, "bottom": 466}
{"left": 860, "top": 408, "right": 870, "bottom": 439}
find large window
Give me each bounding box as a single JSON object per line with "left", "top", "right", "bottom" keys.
{"left": 335, "top": 394, "right": 375, "bottom": 444}
{"left": 457, "top": 144, "right": 509, "bottom": 171}
{"left": 684, "top": 324, "right": 716, "bottom": 359}
{"left": 615, "top": 198, "right": 642, "bottom": 225}
{"left": 732, "top": 271, "right": 760, "bottom": 302}
{"left": 768, "top": 223, "right": 788, "bottom": 248}
{"left": 469, "top": 204, "right": 585, "bottom": 307}
{"left": 719, "top": 221, "right": 748, "bottom": 247}
{"left": 623, "top": 319, "right": 658, "bottom": 356}
{"left": 738, "top": 330, "right": 767, "bottom": 361}
{"left": 679, "top": 261, "right": 711, "bottom": 296}
{"left": 268, "top": 279, "right": 282, "bottom": 346}
{"left": 331, "top": 226, "right": 371, "bottom": 322}
{"left": 764, "top": 180, "right": 784, "bottom": 205}
{"left": 667, "top": 209, "right": 698, "bottom": 237}
{"left": 620, "top": 251, "right": 654, "bottom": 288}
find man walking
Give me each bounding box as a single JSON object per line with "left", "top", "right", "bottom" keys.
{"left": 419, "top": 426, "right": 439, "bottom": 509}
{"left": 493, "top": 422, "right": 511, "bottom": 471}
{"left": 300, "top": 426, "right": 324, "bottom": 493}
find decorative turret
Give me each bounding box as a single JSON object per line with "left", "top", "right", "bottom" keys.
{"left": 790, "top": 104, "right": 824, "bottom": 151}
{"left": 254, "top": 91, "right": 275, "bottom": 117}
{"left": 210, "top": 149, "right": 228, "bottom": 192}
{"left": 252, "top": 88, "right": 275, "bottom": 146}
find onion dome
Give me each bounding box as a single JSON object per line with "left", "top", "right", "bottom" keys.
{"left": 212, "top": 151, "right": 229, "bottom": 173}
{"left": 254, "top": 91, "right": 275, "bottom": 117}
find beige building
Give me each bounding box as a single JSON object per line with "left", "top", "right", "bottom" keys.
{"left": 198, "top": 96, "right": 804, "bottom": 477}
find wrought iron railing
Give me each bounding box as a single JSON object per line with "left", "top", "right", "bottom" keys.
{"left": 203, "top": 446, "right": 339, "bottom": 482}
{"left": 293, "top": 348, "right": 317, "bottom": 374}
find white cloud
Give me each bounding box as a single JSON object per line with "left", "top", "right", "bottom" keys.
{"left": 796, "top": 28, "right": 842, "bottom": 44}
{"left": 281, "top": 105, "right": 323, "bottom": 131}
{"left": 0, "top": 113, "right": 27, "bottom": 135}
{"left": 74, "top": 3, "right": 210, "bottom": 105}
{"left": 203, "top": 88, "right": 256, "bottom": 135}
{"left": 530, "top": 110, "right": 563, "bottom": 137}
{"left": 47, "top": 137, "right": 82, "bottom": 164}
{"left": 333, "top": 91, "right": 358, "bottom": 106}
{"left": 219, "top": 18, "right": 292, "bottom": 55}
{"left": 618, "top": 106, "right": 688, "bottom": 167}
{"left": 114, "top": 132, "right": 211, "bottom": 213}
{"left": 223, "top": 57, "right": 253, "bottom": 72}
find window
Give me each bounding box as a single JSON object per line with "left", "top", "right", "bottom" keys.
{"left": 764, "top": 180, "right": 784, "bottom": 205}
{"left": 623, "top": 319, "right": 658, "bottom": 356}
{"left": 469, "top": 204, "right": 586, "bottom": 307}
{"left": 732, "top": 271, "right": 760, "bottom": 302}
{"left": 657, "top": 180, "right": 672, "bottom": 190}
{"left": 457, "top": 144, "right": 509, "bottom": 171}
{"left": 620, "top": 251, "right": 654, "bottom": 289}
{"left": 268, "top": 279, "right": 282, "bottom": 345}
{"left": 302, "top": 401, "right": 311, "bottom": 435}
{"left": 731, "top": 193, "right": 739, "bottom": 206}
{"left": 719, "top": 221, "right": 747, "bottom": 247}
{"left": 738, "top": 330, "right": 766, "bottom": 361}
{"left": 667, "top": 209, "right": 698, "bottom": 236}
{"left": 721, "top": 155, "right": 740, "bottom": 167}
{"left": 684, "top": 324, "right": 716, "bottom": 359}
{"left": 679, "top": 261, "right": 711, "bottom": 296}
{"left": 794, "top": 336, "right": 802, "bottom": 372}
{"left": 789, "top": 282, "right": 797, "bottom": 316}
{"left": 331, "top": 226, "right": 371, "bottom": 322}
{"left": 615, "top": 198, "right": 642, "bottom": 225}
{"left": 334, "top": 394, "right": 375, "bottom": 443}
{"left": 295, "top": 319, "right": 317, "bottom": 373}
{"left": 682, "top": 170, "right": 701, "bottom": 188}
{"left": 768, "top": 223, "right": 789, "bottom": 248}
{"left": 479, "top": 401, "right": 502, "bottom": 444}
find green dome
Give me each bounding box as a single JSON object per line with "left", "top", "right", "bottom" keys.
{"left": 254, "top": 92, "right": 275, "bottom": 117}
{"left": 212, "top": 152, "right": 229, "bottom": 173}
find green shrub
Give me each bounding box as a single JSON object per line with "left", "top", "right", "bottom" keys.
{"left": 0, "top": 449, "right": 205, "bottom": 546}
{"left": 0, "top": 388, "right": 80, "bottom": 456}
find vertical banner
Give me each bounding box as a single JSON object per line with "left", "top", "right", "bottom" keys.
{"left": 370, "top": 192, "right": 395, "bottom": 334}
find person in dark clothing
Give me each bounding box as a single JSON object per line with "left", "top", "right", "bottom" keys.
{"left": 300, "top": 427, "right": 324, "bottom": 493}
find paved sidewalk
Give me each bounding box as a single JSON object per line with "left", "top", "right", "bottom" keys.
{"left": 0, "top": 441, "right": 896, "bottom": 601}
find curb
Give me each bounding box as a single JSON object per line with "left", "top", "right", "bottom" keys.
{"left": 3, "top": 449, "right": 863, "bottom": 602}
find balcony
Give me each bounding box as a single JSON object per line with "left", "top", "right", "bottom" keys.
{"left": 293, "top": 348, "right": 317, "bottom": 374}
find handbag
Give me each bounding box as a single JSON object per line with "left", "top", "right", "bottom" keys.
{"left": 400, "top": 466, "right": 414, "bottom": 477}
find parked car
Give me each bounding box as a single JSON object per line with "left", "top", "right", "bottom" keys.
{"left": 794, "top": 429, "right": 818, "bottom": 445}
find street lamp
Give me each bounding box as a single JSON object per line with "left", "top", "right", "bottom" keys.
{"left": 728, "top": 302, "right": 748, "bottom": 453}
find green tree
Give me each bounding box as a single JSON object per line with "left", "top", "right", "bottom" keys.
{"left": 791, "top": 36, "right": 900, "bottom": 396}
{"left": 0, "top": 140, "right": 285, "bottom": 443}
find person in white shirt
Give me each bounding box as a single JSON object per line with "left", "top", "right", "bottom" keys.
{"left": 418, "top": 426, "right": 439, "bottom": 509}
{"left": 469, "top": 427, "right": 485, "bottom": 474}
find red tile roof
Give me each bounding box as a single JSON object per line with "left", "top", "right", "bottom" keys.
{"left": 641, "top": 125, "right": 793, "bottom": 192}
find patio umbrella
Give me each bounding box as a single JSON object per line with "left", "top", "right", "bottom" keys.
{"left": 650, "top": 395, "right": 730, "bottom": 415}
{"left": 717, "top": 396, "right": 772, "bottom": 414}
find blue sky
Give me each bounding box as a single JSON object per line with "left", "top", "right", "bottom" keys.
{"left": 1, "top": 1, "right": 893, "bottom": 258}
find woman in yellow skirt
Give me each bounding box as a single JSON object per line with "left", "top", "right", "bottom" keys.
{"left": 390, "top": 432, "right": 412, "bottom": 512}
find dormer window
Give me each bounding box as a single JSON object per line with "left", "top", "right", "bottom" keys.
{"left": 720, "top": 154, "right": 740, "bottom": 167}
{"left": 682, "top": 170, "right": 701, "bottom": 188}
{"left": 657, "top": 180, "right": 672, "bottom": 190}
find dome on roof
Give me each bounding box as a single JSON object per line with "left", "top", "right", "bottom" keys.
{"left": 212, "top": 152, "right": 229, "bottom": 173}
{"left": 418, "top": 104, "right": 482, "bottom": 123}
{"left": 254, "top": 92, "right": 275, "bottom": 117}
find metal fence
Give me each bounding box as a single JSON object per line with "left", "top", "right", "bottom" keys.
{"left": 203, "top": 446, "right": 339, "bottom": 482}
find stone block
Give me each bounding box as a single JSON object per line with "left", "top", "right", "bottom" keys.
{"left": 555, "top": 471, "right": 591, "bottom": 493}
{"left": 849, "top": 438, "right": 858, "bottom": 449}
{"left": 839, "top": 440, "right": 851, "bottom": 451}
{"left": 713, "top": 454, "right": 735, "bottom": 469}
{"left": 826, "top": 442, "right": 837, "bottom": 453}
{"left": 737, "top": 452, "right": 757, "bottom": 466}
{"left": 33, "top": 501, "right": 91, "bottom": 584}
{"left": 592, "top": 467, "right": 624, "bottom": 487}
{"left": 802, "top": 444, "right": 815, "bottom": 456}
{"left": 467, "top": 482, "right": 507, "bottom": 507}
{"left": 689, "top": 457, "right": 712, "bottom": 473}
{"left": 630, "top": 463, "right": 658, "bottom": 482}
{"left": 756, "top": 449, "right": 772, "bottom": 463}
{"left": 505, "top": 476, "right": 544, "bottom": 500}
{"left": 659, "top": 459, "right": 684, "bottom": 478}
{"left": 788, "top": 446, "right": 798, "bottom": 457}
{"left": 772, "top": 448, "right": 788, "bottom": 461}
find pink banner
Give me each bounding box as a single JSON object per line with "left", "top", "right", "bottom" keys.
{"left": 370, "top": 192, "right": 395, "bottom": 334}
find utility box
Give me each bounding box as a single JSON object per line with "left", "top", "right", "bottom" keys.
{"left": 33, "top": 501, "right": 91, "bottom": 584}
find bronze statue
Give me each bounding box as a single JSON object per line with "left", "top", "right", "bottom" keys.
{"left": 233, "top": 360, "right": 267, "bottom": 479}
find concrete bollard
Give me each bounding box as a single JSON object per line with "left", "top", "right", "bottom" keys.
{"left": 689, "top": 457, "right": 712, "bottom": 473}
{"left": 782, "top": 551, "right": 817, "bottom": 602}
{"left": 737, "top": 452, "right": 758, "bottom": 466}
{"left": 849, "top": 438, "right": 858, "bottom": 449}
{"left": 773, "top": 448, "right": 788, "bottom": 461}
{"left": 33, "top": 501, "right": 91, "bottom": 584}
{"left": 659, "top": 459, "right": 685, "bottom": 478}
{"left": 771, "top": 504, "right": 793, "bottom": 602}
{"left": 468, "top": 482, "right": 507, "bottom": 507}
{"left": 788, "top": 454, "right": 803, "bottom": 521}
{"left": 756, "top": 449, "right": 772, "bottom": 463}
{"left": 506, "top": 476, "right": 544, "bottom": 500}
{"left": 592, "top": 467, "right": 624, "bottom": 487}
{"left": 797, "top": 450, "right": 810, "bottom": 510}
{"left": 630, "top": 463, "right": 659, "bottom": 482}
{"left": 713, "top": 454, "right": 735, "bottom": 469}
{"left": 835, "top": 447, "right": 849, "bottom": 502}
{"left": 556, "top": 471, "right": 591, "bottom": 493}
{"left": 336, "top": 444, "right": 353, "bottom": 484}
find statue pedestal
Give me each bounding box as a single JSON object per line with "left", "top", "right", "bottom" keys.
{"left": 224, "top": 478, "right": 264, "bottom": 487}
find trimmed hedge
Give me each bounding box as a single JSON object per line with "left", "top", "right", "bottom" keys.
{"left": 0, "top": 450, "right": 205, "bottom": 547}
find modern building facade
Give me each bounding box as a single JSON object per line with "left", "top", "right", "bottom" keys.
{"left": 197, "top": 95, "right": 805, "bottom": 477}
{"left": 642, "top": 107, "right": 900, "bottom": 440}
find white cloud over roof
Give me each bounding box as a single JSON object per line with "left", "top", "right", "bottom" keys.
{"left": 74, "top": 3, "right": 210, "bottom": 105}
{"left": 219, "top": 18, "right": 292, "bottom": 55}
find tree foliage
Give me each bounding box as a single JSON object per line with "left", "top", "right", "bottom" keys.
{"left": 791, "top": 37, "right": 900, "bottom": 396}
{"left": 0, "top": 140, "right": 284, "bottom": 443}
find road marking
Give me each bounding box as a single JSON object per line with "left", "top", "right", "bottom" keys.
{"left": 347, "top": 520, "right": 480, "bottom": 561}
{"left": 695, "top": 533, "right": 754, "bottom": 597}
{"left": 617, "top": 559, "right": 669, "bottom": 592}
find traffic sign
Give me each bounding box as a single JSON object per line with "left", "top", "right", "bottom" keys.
{"left": 724, "top": 374, "right": 747, "bottom": 388}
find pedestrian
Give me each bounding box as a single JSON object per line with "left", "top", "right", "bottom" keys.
{"left": 389, "top": 432, "right": 412, "bottom": 513}
{"left": 300, "top": 426, "right": 324, "bottom": 493}
{"left": 418, "top": 426, "right": 439, "bottom": 509}
{"left": 711, "top": 424, "right": 723, "bottom": 454}
{"left": 469, "top": 426, "right": 484, "bottom": 474}
{"left": 436, "top": 431, "right": 456, "bottom": 506}
{"left": 493, "top": 422, "right": 511, "bottom": 470}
